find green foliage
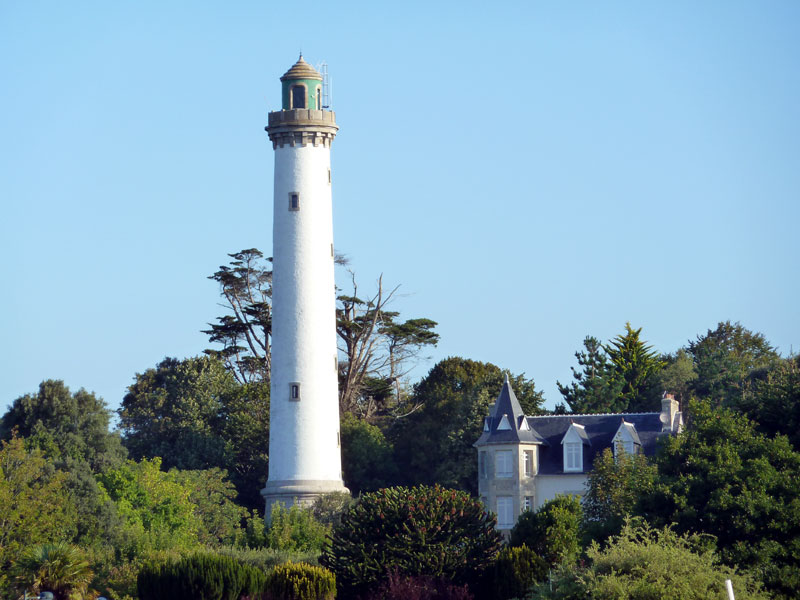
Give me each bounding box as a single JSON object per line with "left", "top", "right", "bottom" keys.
{"left": 654, "top": 349, "right": 697, "bottom": 405}
{"left": 737, "top": 356, "right": 800, "bottom": 450}
{"left": 340, "top": 413, "right": 397, "bottom": 494}
{"left": 527, "top": 521, "right": 768, "bottom": 600}
{"left": 97, "top": 457, "right": 203, "bottom": 555}
{"left": 264, "top": 562, "right": 336, "bottom": 600}
{"left": 118, "top": 356, "right": 237, "bottom": 470}
{"left": 203, "top": 248, "right": 273, "bottom": 384}
{"left": 11, "top": 542, "right": 93, "bottom": 600}
{"left": 582, "top": 448, "right": 657, "bottom": 542}
{"left": 490, "top": 545, "right": 547, "bottom": 600}
{"left": 0, "top": 379, "right": 126, "bottom": 471}
{"left": 0, "top": 436, "right": 76, "bottom": 586}
{"left": 118, "top": 355, "right": 270, "bottom": 511}
{"left": 688, "top": 320, "right": 779, "bottom": 403}
{"left": 639, "top": 399, "right": 800, "bottom": 598}
{"left": 556, "top": 336, "right": 622, "bottom": 414}
{"left": 509, "top": 496, "right": 582, "bottom": 567}
{"left": 170, "top": 468, "right": 248, "bottom": 547}
{"left": 137, "top": 552, "right": 267, "bottom": 600}
{"left": 392, "top": 357, "right": 544, "bottom": 493}
{"left": 214, "top": 545, "right": 320, "bottom": 571}
{"left": 320, "top": 485, "right": 502, "bottom": 598}
{"left": 603, "top": 323, "right": 665, "bottom": 412}
{"left": 266, "top": 503, "right": 330, "bottom": 553}
{"left": 310, "top": 492, "right": 355, "bottom": 529}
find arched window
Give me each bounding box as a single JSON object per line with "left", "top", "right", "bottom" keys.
{"left": 291, "top": 84, "right": 306, "bottom": 109}
{"left": 316, "top": 86, "right": 322, "bottom": 109}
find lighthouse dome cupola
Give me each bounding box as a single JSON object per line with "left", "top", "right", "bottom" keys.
{"left": 281, "top": 55, "right": 324, "bottom": 110}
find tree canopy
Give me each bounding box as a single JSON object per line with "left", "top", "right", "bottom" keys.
{"left": 391, "top": 357, "right": 544, "bottom": 493}
{"left": 638, "top": 399, "right": 800, "bottom": 598}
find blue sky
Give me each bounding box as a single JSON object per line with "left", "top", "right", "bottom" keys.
{"left": 2, "top": 1, "right": 798, "bottom": 416}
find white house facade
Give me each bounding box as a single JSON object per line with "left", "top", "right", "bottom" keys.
{"left": 475, "top": 377, "right": 682, "bottom": 533}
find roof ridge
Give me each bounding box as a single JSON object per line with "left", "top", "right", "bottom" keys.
{"left": 528, "top": 411, "right": 660, "bottom": 418}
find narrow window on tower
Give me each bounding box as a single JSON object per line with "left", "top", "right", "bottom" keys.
{"left": 290, "top": 383, "right": 300, "bottom": 401}
{"left": 291, "top": 84, "right": 306, "bottom": 109}
{"left": 289, "top": 192, "right": 300, "bottom": 211}
{"left": 328, "top": 168, "right": 331, "bottom": 184}
{"left": 316, "top": 86, "right": 322, "bottom": 110}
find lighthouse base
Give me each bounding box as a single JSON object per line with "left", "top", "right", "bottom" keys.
{"left": 261, "top": 479, "right": 350, "bottom": 521}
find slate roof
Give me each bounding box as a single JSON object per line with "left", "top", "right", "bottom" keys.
{"left": 526, "top": 413, "right": 665, "bottom": 474}
{"left": 475, "top": 376, "right": 546, "bottom": 446}
{"left": 475, "top": 379, "right": 668, "bottom": 474}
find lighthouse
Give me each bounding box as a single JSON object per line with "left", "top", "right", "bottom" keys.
{"left": 261, "top": 56, "right": 348, "bottom": 514}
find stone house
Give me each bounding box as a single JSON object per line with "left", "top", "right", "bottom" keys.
{"left": 474, "top": 376, "right": 682, "bottom": 532}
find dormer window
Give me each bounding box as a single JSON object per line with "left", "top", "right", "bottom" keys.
{"left": 291, "top": 84, "right": 307, "bottom": 109}
{"left": 561, "top": 422, "right": 589, "bottom": 473}
{"left": 613, "top": 420, "right": 640, "bottom": 459}
{"left": 564, "top": 442, "right": 582, "bottom": 471}
{"left": 497, "top": 414, "right": 512, "bottom": 431}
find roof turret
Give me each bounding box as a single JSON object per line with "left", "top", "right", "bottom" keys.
{"left": 281, "top": 55, "right": 322, "bottom": 81}
{"left": 475, "top": 376, "right": 545, "bottom": 446}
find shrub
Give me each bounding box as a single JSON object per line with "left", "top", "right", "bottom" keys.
{"left": 137, "top": 552, "right": 267, "bottom": 600}
{"left": 509, "top": 495, "right": 582, "bottom": 567}
{"left": 263, "top": 561, "right": 336, "bottom": 600}
{"left": 526, "top": 520, "right": 769, "bottom": 600}
{"left": 215, "top": 545, "right": 320, "bottom": 571}
{"left": 320, "top": 485, "right": 502, "bottom": 598}
{"left": 266, "top": 503, "right": 330, "bottom": 552}
{"left": 364, "top": 570, "right": 473, "bottom": 600}
{"left": 311, "top": 492, "right": 355, "bottom": 529}
{"left": 12, "top": 542, "right": 94, "bottom": 600}
{"left": 490, "top": 544, "right": 547, "bottom": 600}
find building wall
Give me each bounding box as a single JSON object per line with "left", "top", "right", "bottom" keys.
{"left": 533, "top": 474, "right": 587, "bottom": 511}
{"left": 478, "top": 444, "right": 539, "bottom": 531}
{"left": 269, "top": 140, "right": 340, "bottom": 484}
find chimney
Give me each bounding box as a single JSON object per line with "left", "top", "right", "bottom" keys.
{"left": 660, "top": 392, "right": 680, "bottom": 433}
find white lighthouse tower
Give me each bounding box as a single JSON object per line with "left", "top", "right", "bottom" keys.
{"left": 261, "top": 56, "right": 348, "bottom": 513}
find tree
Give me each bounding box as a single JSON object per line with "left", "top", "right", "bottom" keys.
{"left": 687, "top": 321, "right": 779, "bottom": 404}
{"left": 582, "top": 448, "right": 657, "bottom": 542}
{"left": 12, "top": 543, "right": 94, "bottom": 600}
{"left": 638, "top": 399, "right": 800, "bottom": 598}
{"left": 170, "top": 468, "right": 248, "bottom": 547}
{"left": 336, "top": 271, "right": 439, "bottom": 418}
{"left": 119, "top": 356, "right": 235, "bottom": 470}
{"left": 118, "top": 356, "right": 270, "bottom": 511}
{"left": 1, "top": 380, "right": 126, "bottom": 472}
{"left": 0, "top": 437, "right": 76, "bottom": 590}
{"left": 204, "top": 248, "right": 272, "bottom": 384}
{"left": 391, "top": 357, "right": 544, "bottom": 493}
{"left": 97, "top": 457, "right": 203, "bottom": 555}
{"left": 604, "top": 323, "right": 665, "bottom": 412}
{"left": 320, "top": 485, "right": 502, "bottom": 599}
{"left": 738, "top": 356, "right": 800, "bottom": 449}
{"left": 203, "top": 249, "right": 439, "bottom": 419}
{"left": 653, "top": 349, "right": 697, "bottom": 405}
{"left": 509, "top": 495, "right": 582, "bottom": 567}
{"left": 340, "top": 413, "right": 398, "bottom": 494}
{"left": 557, "top": 336, "right": 622, "bottom": 414}
{"left": 527, "top": 521, "right": 769, "bottom": 600}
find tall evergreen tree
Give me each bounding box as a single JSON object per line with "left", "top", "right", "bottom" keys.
{"left": 687, "top": 321, "right": 779, "bottom": 405}
{"left": 557, "top": 336, "right": 621, "bottom": 413}
{"left": 604, "top": 323, "right": 665, "bottom": 412}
